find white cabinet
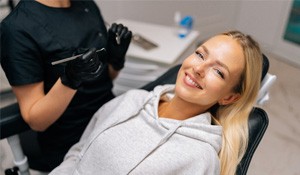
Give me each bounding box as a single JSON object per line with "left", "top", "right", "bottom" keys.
{"left": 113, "top": 19, "right": 199, "bottom": 95}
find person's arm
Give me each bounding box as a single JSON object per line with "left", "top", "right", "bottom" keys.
{"left": 12, "top": 79, "right": 76, "bottom": 131}
{"left": 13, "top": 48, "right": 104, "bottom": 131}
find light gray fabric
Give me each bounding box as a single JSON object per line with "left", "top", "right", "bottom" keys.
{"left": 50, "top": 85, "right": 222, "bottom": 175}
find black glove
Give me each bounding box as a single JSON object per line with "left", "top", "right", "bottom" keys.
{"left": 61, "top": 48, "right": 104, "bottom": 89}
{"left": 107, "top": 23, "right": 132, "bottom": 70}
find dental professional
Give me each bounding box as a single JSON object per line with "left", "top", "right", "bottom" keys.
{"left": 50, "top": 31, "right": 263, "bottom": 175}
{"left": 0, "top": 0, "right": 132, "bottom": 172}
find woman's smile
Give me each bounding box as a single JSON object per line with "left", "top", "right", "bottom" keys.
{"left": 184, "top": 73, "right": 203, "bottom": 89}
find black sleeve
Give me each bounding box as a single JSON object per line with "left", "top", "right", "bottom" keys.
{"left": 1, "top": 18, "right": 44, "bottom": 86}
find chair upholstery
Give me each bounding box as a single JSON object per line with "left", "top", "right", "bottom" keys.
{"left": 261, "top": 54, "right": 269, "bottom": 81}
{"left": 236, "top": 108, "right": 268, "bottom": 175}
{"left": 257, "top": 55, "right": 277, "bottom": 105}
{"left": 0, "top": 103, "right": 28, "bottom": 140}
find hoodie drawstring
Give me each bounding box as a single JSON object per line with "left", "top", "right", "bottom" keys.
{"left": 127, "top": 123, "right": 182, "bottom": 174}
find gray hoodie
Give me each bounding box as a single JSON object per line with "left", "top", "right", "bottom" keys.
{"left": 50, "top": 85, "right": 222, "bottom": 175}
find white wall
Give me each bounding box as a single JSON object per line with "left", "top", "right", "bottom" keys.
{"left": 96, "top": 0, "right": 241, "bottom": 41}
{"left": 235, "top": 0, "right": 300, "bottom": 67}
{"left": 96, "top": 0, "right": 300, "bottom": 67}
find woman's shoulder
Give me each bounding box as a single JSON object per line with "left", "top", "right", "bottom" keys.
{"left": 120, "top": 89, "right": 150, "bottom": 102}
{"left": 104, "top": 85, "right": 173, "bottom": 112}
{"left": 92, "top": 89, "right": 150, "bottom": 121}
{"left": 123, "top": 85, "right": 174, "bottom": 100}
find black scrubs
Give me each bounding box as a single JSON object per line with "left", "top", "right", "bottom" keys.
{"left": 1, "top": 0, "right": 114, "bottom": 170}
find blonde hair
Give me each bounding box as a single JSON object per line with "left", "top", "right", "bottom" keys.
{"left": 213, "top": 31, "right": 263, "bottom": 175}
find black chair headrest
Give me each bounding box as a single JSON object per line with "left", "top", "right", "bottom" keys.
{"left": 261, "top": 54, "right": 269, "bottom": 81}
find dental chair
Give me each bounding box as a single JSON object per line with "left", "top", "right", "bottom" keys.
{"left": 0, "top": 54, "right": 274, "bottom": 175}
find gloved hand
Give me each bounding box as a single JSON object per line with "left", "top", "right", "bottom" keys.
{"left": 107, "top": 23, "right": 132, "bottom": 70}
{"left": 61, "top": 48, "right": 104, "bottom": 89}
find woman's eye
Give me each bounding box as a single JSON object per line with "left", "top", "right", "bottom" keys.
{"left": 215, "top": 69, "right": 224, "bottom": 79}
{"left": 195, "top": 51, "right": 204, "bottom": 60}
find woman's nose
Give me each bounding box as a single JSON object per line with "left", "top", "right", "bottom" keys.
{"left": 193, "top": 62, "right": 206, "bottom": 78}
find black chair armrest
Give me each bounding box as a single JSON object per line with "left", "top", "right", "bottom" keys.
{"left": 0, "top": 103, "right": 30, "bottom": 139}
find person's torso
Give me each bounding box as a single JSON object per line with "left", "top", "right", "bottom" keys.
{"left": 2, "top": 0, "right": 114, "bottom": 151}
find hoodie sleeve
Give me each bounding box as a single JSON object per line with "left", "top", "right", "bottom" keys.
{"left": 48, "top": 107, "right": 102, "bottom": 174}
{"left": 49, "top": 94, "right": 125, "bottom": 174}
{"left": 50, "top": 89, "right": 150, "bottom": 174}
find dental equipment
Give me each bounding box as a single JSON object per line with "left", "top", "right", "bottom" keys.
{"left": 51, "top": 48, "right": 106, "bottom": 65}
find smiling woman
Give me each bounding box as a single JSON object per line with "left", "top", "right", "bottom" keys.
{"left": 49, "top": 31, "right": 262, "bottom": 175}
{"left": 175, "top": 34, "right": 245, "bottom": 112}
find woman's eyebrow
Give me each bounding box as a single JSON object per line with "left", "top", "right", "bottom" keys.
{"left": 216, "top": 60, "right": 230, "bottom": 75}
{"left": 201, "top": 45, "right": 209, "bottom": 55}
{"left": 202, "top": 45, "right": 230, "bottom": 75}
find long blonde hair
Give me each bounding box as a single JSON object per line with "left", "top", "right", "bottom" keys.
{"left": 213, "top": 31, "right": 263, "bottom": 175}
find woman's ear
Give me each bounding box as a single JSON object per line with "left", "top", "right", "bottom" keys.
{"left": 218, "top": 93, "right": 241, "bottom": 105}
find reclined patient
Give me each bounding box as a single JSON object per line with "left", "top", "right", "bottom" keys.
{"left": 50, "top": 30, "right": 263, "bottom": 175}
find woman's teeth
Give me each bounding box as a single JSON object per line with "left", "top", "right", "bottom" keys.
{"left": 186, "top": 75, "right": 202, "bottom": 89}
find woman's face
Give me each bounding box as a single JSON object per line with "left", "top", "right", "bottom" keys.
{"left": 175, "top": 35, "right": 245, "bottom": 109}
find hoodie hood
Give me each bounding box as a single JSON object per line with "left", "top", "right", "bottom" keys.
{"left": 142, "top": 84, "right": 222, "bottom": 153}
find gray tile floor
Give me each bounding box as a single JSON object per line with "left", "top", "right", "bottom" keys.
{"left": 1, "top": 54, "right": 300, "bottom": 175}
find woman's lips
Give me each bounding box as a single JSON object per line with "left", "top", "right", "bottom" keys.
{"left": 184, "top": 73, "right": 203, "bottom": 89}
